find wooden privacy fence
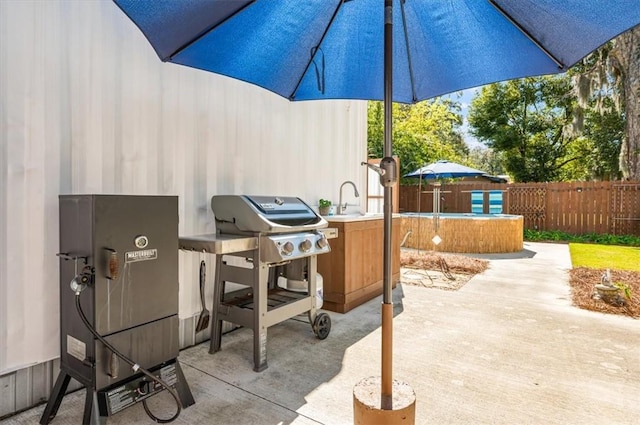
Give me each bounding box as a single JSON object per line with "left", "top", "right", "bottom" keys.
{"left": 399, "top": 180, "right": 640, "bottom": 236}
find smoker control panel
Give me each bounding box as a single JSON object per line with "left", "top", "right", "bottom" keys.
{"left": 98, "top": 363, "right": 178, "bottom": 416}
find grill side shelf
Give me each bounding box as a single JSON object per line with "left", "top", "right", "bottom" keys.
{"left": 178, "top": 234, "right": 258, "bottom": 254}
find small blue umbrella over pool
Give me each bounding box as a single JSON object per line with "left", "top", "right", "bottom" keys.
{"left": 405, "top": 160, "right": 488, "bottom": 179}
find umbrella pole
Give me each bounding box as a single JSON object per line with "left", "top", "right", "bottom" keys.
{"left": 417, "top": 175, "right": 422, "bottom": 255}
{"left": 381, "top": 0, "right": 394, "bottom": 407}
{"left": 354, "top": 3, "right": 415, "bottom": 422}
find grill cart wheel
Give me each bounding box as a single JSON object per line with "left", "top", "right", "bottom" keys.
{"left": 312, "top": 313, "right": 331, "bottom": 340}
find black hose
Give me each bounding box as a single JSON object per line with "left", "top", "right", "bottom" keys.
{"left": 74, "top": 294, "right": 182, "bottom": 423}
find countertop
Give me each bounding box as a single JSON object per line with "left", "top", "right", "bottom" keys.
{"left": 322, "top": 213, "right": 401, "bottom": 222}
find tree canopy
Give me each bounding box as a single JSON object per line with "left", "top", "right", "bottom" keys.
{"left": 367, "top": 28, "right": 637, "bottom": 184}
{"left": 467, "top": 72, "right": 625, "bottom": 182}
{"left": 468, "top": 76, "right": 580, "bottom": 182}
{"left": 367, "top": 99, "right": 466, "bottom": 179}
{"left": 572, "top": 26, "right": 640, "bottom": 180}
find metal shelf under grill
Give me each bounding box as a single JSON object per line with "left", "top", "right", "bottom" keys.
{"left": 223, "top": 288, "right": 309, "bottom": 310}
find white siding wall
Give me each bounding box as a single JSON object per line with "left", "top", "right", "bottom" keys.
{"left": 0, "top": 0, "right": 367, "bottom": 375}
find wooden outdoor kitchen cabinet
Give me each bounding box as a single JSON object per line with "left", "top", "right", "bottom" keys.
{"left": 318, "top": 216, "right": 401, "bottom": 313}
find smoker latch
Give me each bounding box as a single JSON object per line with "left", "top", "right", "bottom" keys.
{"left": 105, "top": 248, "right": 119, "bottom": 280}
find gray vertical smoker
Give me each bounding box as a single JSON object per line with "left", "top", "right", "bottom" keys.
{"left": 41, "top": 195, "right": 194, "bottom": 424}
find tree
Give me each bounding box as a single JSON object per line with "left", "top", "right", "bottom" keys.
{"left": 573, "top": 27, "right": 640, "bottom": 179}
{"left": 468, "top": 76, "right": 581, "bottom": 182}
{"left": 564, "top": 98, "right": 624, "bottom": 180}
{"left": 467, "top": 146, "right": 505, "bottom": 177}
{"left": 367, "top": 99, "right": 466, "bottom": 179}
{"left": 613, "top": 28, "right": 640, "bottom": 180}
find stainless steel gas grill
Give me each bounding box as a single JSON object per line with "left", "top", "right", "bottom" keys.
{"left": 179, "top": 195, "right": 335, "bottom": 371}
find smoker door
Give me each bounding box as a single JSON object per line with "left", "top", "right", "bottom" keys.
{"left": 92, "top": 195, "right": 178, "bottom": 336}
{"left": 95, "top": 315, "right": 179, "bottom": 390}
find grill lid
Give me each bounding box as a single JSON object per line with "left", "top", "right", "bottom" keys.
{"left": 211, "top": 195, "right": 327, "bottom": 234}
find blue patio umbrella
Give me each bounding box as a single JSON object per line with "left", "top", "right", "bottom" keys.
{"left": 113, "top": 0, "right": 640, "bottom": 409}
{"left": 113, "top": 1, "right": 639, "bottom": 104}
{"left": 405, "top": 160, "right": 488, "bottom": 179}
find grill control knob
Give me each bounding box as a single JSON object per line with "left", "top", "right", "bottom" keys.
{"left": 299, "top": 239, "right": 312, "bottom": 253}
{"left": 316, "top": 236, "right": 329, "bottom": 250}
{"left": 281, "top": 241, "right": 294, "bottom": 255}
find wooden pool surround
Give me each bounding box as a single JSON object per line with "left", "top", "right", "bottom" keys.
{"left": 400, "top": 213, "right": 524, "bottom": 253}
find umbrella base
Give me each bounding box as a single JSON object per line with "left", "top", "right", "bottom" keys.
{"left": 353, "top": 376, "right": 416, "bottom": 425}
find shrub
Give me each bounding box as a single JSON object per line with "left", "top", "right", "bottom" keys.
{"left": 523, "top": 229, "right": 640, "bottom": 246}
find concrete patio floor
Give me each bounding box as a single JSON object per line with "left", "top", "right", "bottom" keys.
{"left": 3, "top": 242, "right": 639, "bottom": 425}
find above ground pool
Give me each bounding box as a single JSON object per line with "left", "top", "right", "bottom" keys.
{"left": 400, "top": 212, "right": 524, "bottom": 253}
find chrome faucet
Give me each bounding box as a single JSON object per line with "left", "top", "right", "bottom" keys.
{"left": 338, "top": 180, "right": 360, "bottom": 215}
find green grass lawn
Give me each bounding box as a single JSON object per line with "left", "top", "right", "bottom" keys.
{"left": 569, "top": 243, "right": 640, "bottom": 271}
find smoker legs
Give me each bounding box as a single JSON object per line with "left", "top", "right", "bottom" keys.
{"left": 39, "top": 370, "right": 107, "bottom": 425}
{"left": 39, "top": 362, "right": 193, "bottom": 424}
{"left": 39, "top": 371, "right": 71, "bottom": 424}
{"left": 173, "top": 360, "right": 196, "bottom": 408}
{"left": 85, "top": 390, "right": 106, "bottom": 425}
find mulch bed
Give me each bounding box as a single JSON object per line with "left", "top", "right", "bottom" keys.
{"left": 400, "top": 251, "right": 489, "bottom": 275}
{"left": 569, "top": 267, "right": 640, "bottom": 318}
{"left": 400, "top": 251, "right": 488, "bottom": 291}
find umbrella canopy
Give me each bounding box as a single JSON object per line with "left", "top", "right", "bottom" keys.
{"left": 405, "top": 160, "right": 488, "bottom": 179}
{"left": 113, "top": 0, "right": 639, "bottom": 104}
